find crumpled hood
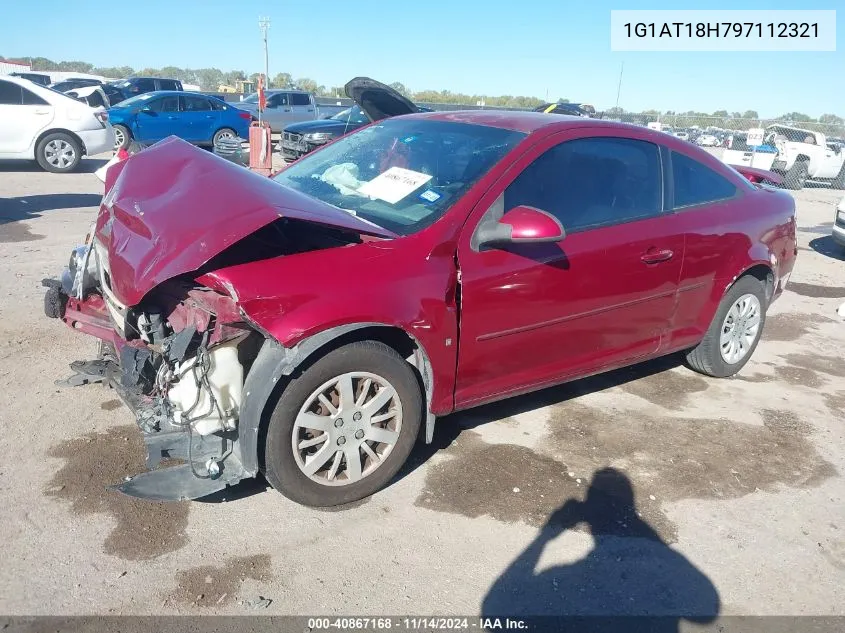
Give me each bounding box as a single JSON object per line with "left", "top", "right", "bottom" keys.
{"left": 95, "top": 136, "right": 394, "bottom": 306}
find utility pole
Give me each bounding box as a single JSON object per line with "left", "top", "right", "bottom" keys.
{"left": 615, "top": 61, "right": 624, "bottom": 110}
{"left": 259, "top": 16, "right": 270, "bottom": 88}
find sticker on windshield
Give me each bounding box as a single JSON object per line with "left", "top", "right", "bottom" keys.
{"left": 419, "top": 189, "right": 441, "bottom": 203}
{"left": 357, "top": 167, "right": 432, "bottom": 204}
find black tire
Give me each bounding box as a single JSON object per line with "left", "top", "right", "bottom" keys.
{"left": 686, "top": 276, "right": 768, "bottom": 378}
{"left": 212, "top": 128, "right": 237, "bottom": 147}
{"left": 833, "top": 164, "right": 845, "bottom": 190}
{"left": 783, "top": 160, "right": 808, "bottom": 190}
{"left": 263, "top": 341, "right": 423, "bottom": 507}
{"left": 113, "top": 124, "right": 131, "bottom": 150}
{"left": 35, "top": 132, "right": 82, "bottom": 173}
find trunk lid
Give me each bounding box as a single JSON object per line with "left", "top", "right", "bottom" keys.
{"left": 344, "top": 77, "right": 419, "bottom": 122}
{"left": 96, "top": 136, "right": 395, "bottom": 306}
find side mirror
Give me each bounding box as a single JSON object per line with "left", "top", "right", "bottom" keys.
{"left": 140, "top": 105, "right": 153, "bottom": 114}
{"left": 476, "top": 205, "right": 566, "bottom": 248}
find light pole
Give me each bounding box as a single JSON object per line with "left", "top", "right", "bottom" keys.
{"left": 259, "top": 16, "right": 270, "bottom": 88}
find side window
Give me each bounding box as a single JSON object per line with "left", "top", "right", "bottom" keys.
{"left": 147, "top": 96, "right": 180, "bottom": 113}
{"left": 268, "top": 93, "right": 289, "bottom": 108}
{"left": 134, "top": 78, "right": 156, "bottom": 92}
{"left": 0, "top": 80, "right": 22, "bottom": 105}
{"left": 504, "top": 137, "right": 662, "bottom": 233}
{"left": 290, "top": 93, "right": 311, "bottom": 106}
{"left": 158, "top": 79, "right": 179, "bottom": 91}
{"left": 209, "top": 98, "right": 227, "bottom": 111}
{"left": 183, "top": 96, "right": 211, "bottom": 111}
{"left": 672, "top": 151, "right": 737, "bottom": 208}
{"left": 21, "top": 87, "right": 48, "bottom": 105}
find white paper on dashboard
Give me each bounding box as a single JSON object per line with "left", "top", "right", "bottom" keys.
{"left": 357, "top": 167, "right": 433, "bottom": 204}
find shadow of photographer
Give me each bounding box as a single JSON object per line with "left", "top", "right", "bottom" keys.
{"left": 482, "top": 468, "right": 720, "bottom": 632}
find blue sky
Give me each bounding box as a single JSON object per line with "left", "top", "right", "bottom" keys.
{"left": 1, "top": 0, "right": 842, "bottom": 117}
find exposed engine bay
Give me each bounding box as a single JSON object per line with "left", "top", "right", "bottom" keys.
{"left": 43, "top": 217, "right": 365, "bottom": 501}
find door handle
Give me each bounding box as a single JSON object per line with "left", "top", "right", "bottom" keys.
{"left": 641, "top": 249, "right": 674, "bottom": 264}
{"left": 34, "top": 109, "right": 50, "bottom": 115}
{"left": 283, "top": 108, "right": 291, "bottom": 112}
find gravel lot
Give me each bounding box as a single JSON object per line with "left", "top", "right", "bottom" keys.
{"left": 0, "top": 155, "right": 844, "bottom": 619}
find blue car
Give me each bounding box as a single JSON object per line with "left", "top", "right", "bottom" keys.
{"left": 107, "top": 91, "right": 252, "bottom": 150}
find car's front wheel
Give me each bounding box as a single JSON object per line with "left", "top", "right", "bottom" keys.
{"left": 263, "top": 341, "right": 423, "bottom": 507}
{"left": 686, "top": 276, "right": 767, "bottom": 378}
{"left": 36, "top": 132, "right": 82, "bottom": 173}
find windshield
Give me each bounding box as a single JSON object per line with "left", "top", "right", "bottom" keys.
{"left": 242, "top": 92, "right": 259, "bottom": 103}
{"left": 273, "top": 119, "right": 525, "bottom": 236}
{"left": 330, "top": 106, "right": 370, "bottom": 124}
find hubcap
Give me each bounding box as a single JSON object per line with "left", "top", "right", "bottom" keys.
{"left": 720, "top": 293, "right": 762, "bottom": 364}
{"left": 45, "top": 139, "right": 75, "bottom": 168}
{"left": 113, "top": 128, "right": 125, "bottom": 149}
{"left": 216, "top": 130, "right": 234, "bottom": 144}
{"left": 292, "top": 372, "right": 402, "bottom": 486}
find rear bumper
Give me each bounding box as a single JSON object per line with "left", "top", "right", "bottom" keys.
{"left": 78, "top": 126, "right": 115, "bottom": 156}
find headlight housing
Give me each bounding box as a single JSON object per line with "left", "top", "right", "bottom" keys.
{"left": 303, "top": 132, "right": 334, "bottom": 143}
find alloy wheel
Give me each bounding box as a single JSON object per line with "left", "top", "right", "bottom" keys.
{"left": 292, "top": 371, "right": 402, "bottom": 486}
{"left": 719, "top": 293, "right": 762, "bottom": 364}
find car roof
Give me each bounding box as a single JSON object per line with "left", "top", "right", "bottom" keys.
{"left": 266, "top": 88, "right": 310, "bottom": 94}
{"left": 138, "top": 90, "right": 220, "bottom": 98}
{"left": 395, "top": 109, "right": 640, "bottom": 134}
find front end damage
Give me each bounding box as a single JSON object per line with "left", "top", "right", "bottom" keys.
{"left": 45, "top": 242, "right": 260, "bottom": 500}
{"left": 44, "top": 137, "right": 406, "bottom": 501}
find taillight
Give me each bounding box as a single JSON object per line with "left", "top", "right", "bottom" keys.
{"left": 238, "top": 111, "right": 252, "bottom": 120}
{"left": 95, "top": 110, "right": 109, "bottom": 124}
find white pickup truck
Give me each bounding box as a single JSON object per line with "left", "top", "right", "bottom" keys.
{"left": 765, "top": 124, "right": 845, "bottom": 190}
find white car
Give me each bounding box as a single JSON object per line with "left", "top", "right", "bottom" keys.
{"left": 833, "top": 196, "right": 845, "bottom": 248}
{"left": 0, "top": 75, "right": 114, "bottom": 173}
{"left": 696, "top": 134, "right": 719, "bottom": 147}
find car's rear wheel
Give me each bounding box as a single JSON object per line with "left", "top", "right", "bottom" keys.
{"left": 686, "top": 276, "right": 767, "bottom": 378}
{"left": 113, "top": 124, "right": 130, "bottom": 150}
{"left": 263, "top": 341, "right": 423, "bottom": 507}
{"left": 784, "top": 160, "right": 809, "bottom": 190}
{"left": 36, "top": 133, "right": 82, "bottom": 173}
{"left": 213, "top": 127, "right": 237, "bottom": 147}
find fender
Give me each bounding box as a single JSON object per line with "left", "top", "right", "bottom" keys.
{"left": 237, "top": 323, "right": 437, "bottom": 477}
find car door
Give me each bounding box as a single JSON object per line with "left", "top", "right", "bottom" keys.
{"left": 0, "top": 80, "right": 54, "bottom": 155}
{"left": 455, "top": 130, "right": 685, "bottom": 408}
{"left": 288, "top": 92, "right": 316, "bottom": 123}
{"left": 662, "top": 149, "right": 751, "bottom": 350}
{"left": 179, "top": 95, "right": 219, "bottom": 143}
{"left": 262, "top": 92, "right": 290, "bottom": 131}
{"left": 133, "top": 94, "right": 181, "bottom": 142}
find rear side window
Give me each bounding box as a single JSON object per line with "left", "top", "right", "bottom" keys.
{"left": 210, "top": 99, "right": 227, "bottom": 111}
{"left": 159, "top": 79, "right": 180, "bottom": 91}
{"left": 672, "top": 152, "right": 738, "bottom": 208}
{"left": 290, "top": 93, "right": 311, "bottom": 106}
{"left": 268, "top": 93, "right": 289, "bottom": 107}
{"left": 504, "top": 137, "right": 662, "bottom": 233}
{"left": 21, "top": 87, "right": 48, "bottom": 105}
{"left": 0, "top": 80, "right": 22, "bottom": 104}
{"left": 183, "top": 95, "right": 212, "bottom": 111}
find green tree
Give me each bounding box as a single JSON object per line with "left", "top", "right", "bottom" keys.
{"left": 272, "top": 72, "right": 292, "bottom": 88}
{"left": 296, "top": 77, "right": 319, "bottom": 93}
{"left": 194, "top": 68, "right": 225, "bottom": 91}
{"left": 741, "top": 110, "right": 759, "bottom": 119}
{"left": 712, "top": 110, "right": 728, "bottom": 117}
{"left": 819, "top": 113, "right": 844, "bottom": 125}
{"left": 778, "top": 112, "right": 813, "bottom": 122}
{"left": 389, "top": 81, "right": 409, "bottom": 97}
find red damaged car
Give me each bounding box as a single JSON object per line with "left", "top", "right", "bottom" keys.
{"left": 45, "top": 104, "right": 797, "bottom": 506}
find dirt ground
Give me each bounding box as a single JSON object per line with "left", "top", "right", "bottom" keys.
{"left": 0, "top": 155, "right": 843, "bottom": 618}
